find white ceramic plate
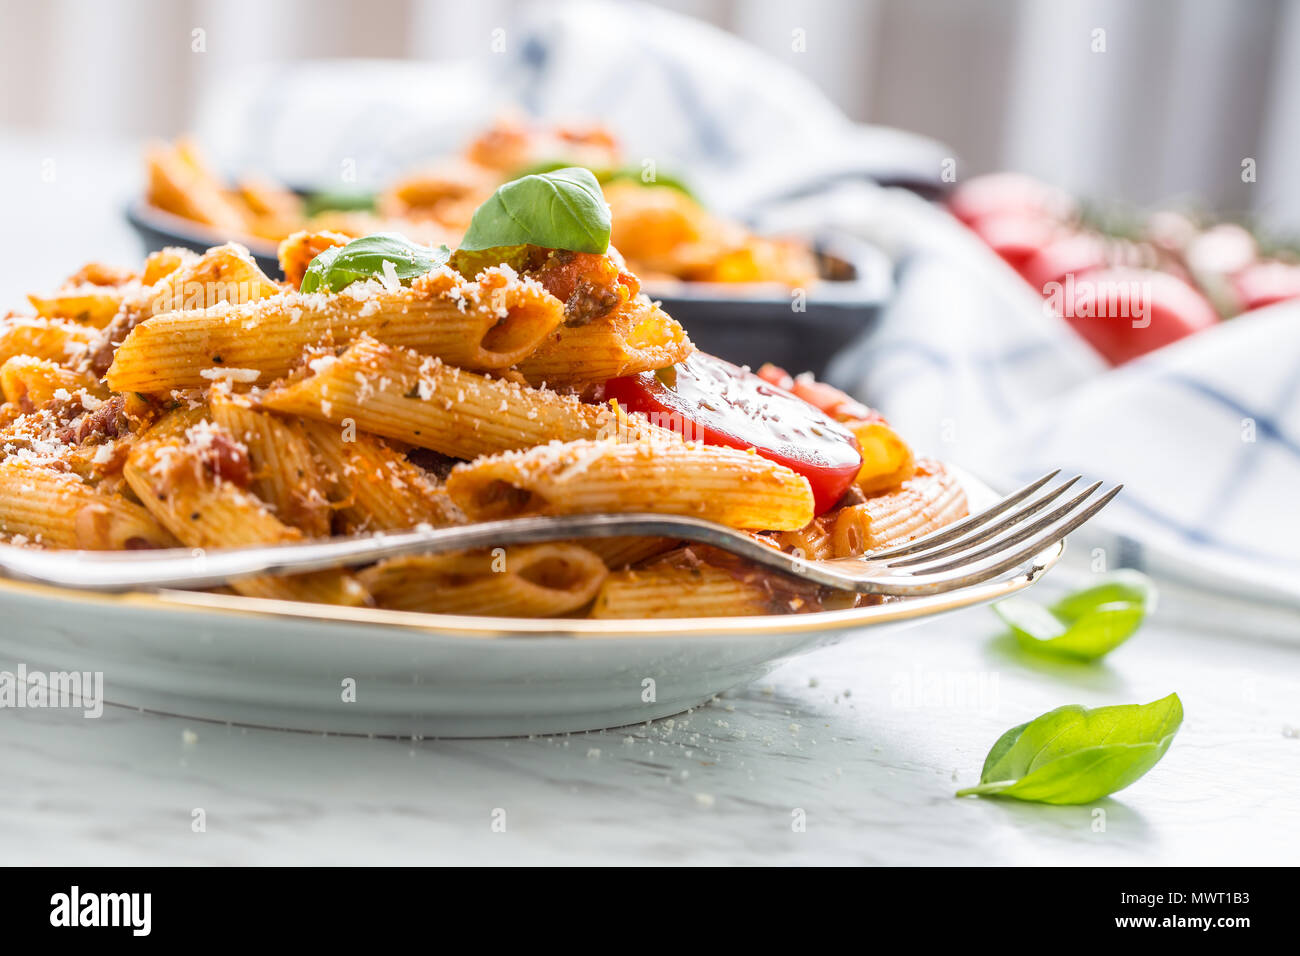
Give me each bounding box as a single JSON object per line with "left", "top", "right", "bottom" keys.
{"left": 0, "top": 471, "right": 1061, "bottom": 737}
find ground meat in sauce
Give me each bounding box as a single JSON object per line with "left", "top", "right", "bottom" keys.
{"left": 55, "top": 395, "right": 127, "bottom": 445}
{"left": 405, "top": 447, "right": 461, "bottom": 481}
{"left": 85, "top": 308, "right": 145, "bottom": 376}
{"left": 526, "top": 248, "right": 639, "bottom": 326}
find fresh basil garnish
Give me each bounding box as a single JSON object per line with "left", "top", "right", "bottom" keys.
{"left": 509, "top": 161, "right": 697, "bottom": 201}
{"left": 458, "top": 167, "right": 610, "bottom": 254}
{"left": 302, "top": 189, "right": 377, "bottom": 218}
{"left": 299, "top": 233, "right": 449, "bottom": 293}
{"left": 603, "top": 166, "right": 696, "bottom": 200}
{"left": 956, "top": 693, "right": 1182, "bottom": 804}
{"left": 447, "top": 244, "right": 532, "bottom": 281}
{"left": 994, "top": 570, "right": 1156, "bottom": 661}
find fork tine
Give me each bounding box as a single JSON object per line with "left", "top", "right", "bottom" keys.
{"left": 900, "top": 485, "right": 1123, "bottom": 591}
{"left": 884, "top": 474, "right": 1082, "bottom": 567}
{"left": 891, "top": 479, "right": 1102, "bottom": 573}
{"left": 865, "top": 469, "right": 1062, "bottom": 560}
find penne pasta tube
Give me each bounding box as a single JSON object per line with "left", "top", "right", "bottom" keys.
{"left": 776, "top": 513, "right": 836, "bottom": 561}
{"left": 85, "top": 244, "right": 282, "bottom": 378}
{"left": 144, "top": 138, "right": 248, "bottom": 234}
{"left": 590, "top": 552, "right": 849, "bottom": 618}
{"left": 259, "top": 337, "right": 661, "bottom": 459}
{"left": 517, "top": 295, "right": 692, "bottom": 387}
{"left": 124, "top": 413, "right": 369, "bottom": 605}
{"left": 445, "top": 439, "right": 814, "bottom": 530}
{"left": 27, "top": 291, "right": 124, "bottom": 328}
{"left": 0, "top": 458, "right": 177, "bottom": 550}
{"left": 277, "top": 230, "right": 351, "bottom": 289}
{"left": 857, "top": 461, "right": 968, "bottom": 550}
{"left": 299, "top": 419, "right": 462, "bottom": 532}
{"left": 0, "top": 356, "right": 100, "bottom": 411}
{"left": 576, "top": 535, "right": 679, "bottom": 569}
{"left": 0, "top": 316, "right": 98, "bottom": 365}
{"left": 358, "top": 544, "right": 607, "bottom": 616}
{"left": 107, "top": 265, "right": 564, "bottom": 392}
{"left": 210, "top": 391, "right": 333, "bottom": 537}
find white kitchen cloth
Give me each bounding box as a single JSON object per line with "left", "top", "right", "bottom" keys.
{"left": 192, "top": 0, "right": 1300, "bottom": 620}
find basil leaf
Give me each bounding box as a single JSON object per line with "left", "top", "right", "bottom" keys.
{"left": 508, "top": 161, "right": 697, "bottom": 200}
{"left": 448, "top": 244, "right": 532, "bottom": 281}
{"left": 604, "top": 166, "right": 697, "bottom": 200}
{"left": 957, "top": 693, "right": 1182, "bottom": 804}
{"left": 994, "top": 570, "right": 1156, "bottom": 661}
{"left": 459, "top": 167, "right": 610, "bottom": 254}
{"left": 302, "top": 189, "right": 377, "bottom": 217}
{"left": 300, "top": 233, "right": 449, "bottom": 293}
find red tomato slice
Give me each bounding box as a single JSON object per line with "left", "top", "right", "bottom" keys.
{"left": 605, "top": 353, "right": 863, "bottom": 514}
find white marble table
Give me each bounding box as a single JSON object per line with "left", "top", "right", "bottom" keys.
{"left": 1, "top": 132, "right": 1298, "bottom": 866}
{"left": 3, "top": 578, "right": 1298, "bottom": 866}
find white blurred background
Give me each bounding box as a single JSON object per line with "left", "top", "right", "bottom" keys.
{"left": 2, "top": 0, "right": 1298, "bottom": 227}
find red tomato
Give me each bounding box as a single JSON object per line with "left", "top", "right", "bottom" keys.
{"left": 1231, "top": 261, "right": 1300, "bottom": 312}
{"left": 1045, "top": 268, "right": 1218, "bottom": 364}
{"left": 967, "top": 214, "right": 1061, "bottom": 273}
{"left": 1021, "top": 232, "right": 1110, "bottom": 291}
{"left": 948, "top": 173, "right": 1076, "bottom": 226}
{"left": 605, "top": 353, "right": 863, "bottom": 514}
{"left": 756, "top": 363, "right": 874, "bottom": 422}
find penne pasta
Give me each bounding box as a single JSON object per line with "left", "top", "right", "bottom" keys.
{"left": 278, "top": 230, "right": 351, "bottom": 289}
{"left": 299, "top": 419, "right": 462, "bottom": 533}
{"left": 209, "top": 391, "right": 333, "bottom": 538}
{"left": 359, "top": 544, "right": 607, "bottom": 616}
{"left": 856, "top": 461, "right": 968, "bottom": 551}
{"left": 0, "top": 316, "right": 99, "bottom": 366}
{"left": 107, "top": 265, "right": 563, "bottom": 393}
{"left": 124, "top": 412, "right": 369, "bottom": 605}
{"left": 0, "top": 457, "right": 176, "bottom": 550}
{"left": 445, "top": 439, "right": 814, "bottom": 530}
{"left": 517, "top": 296, "right": 692, "bottom": 386}
{"left": 590, "top": 551, "right": 851, "bottom": 618}
{"left": 259, "top": 336, "right": 661, "bottom": 459}
{"left": 0, "top": 356, "right": 100, "bottom": 411}
{"left": 577, "top": 535, "right": 679, "bottom": 569}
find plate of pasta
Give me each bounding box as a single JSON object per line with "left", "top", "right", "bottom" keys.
{"left": 128, "top": 120, "right": 891, "bottom": 375}
{"left": 2, "top": 167, "right": 1059, "bottom": 736}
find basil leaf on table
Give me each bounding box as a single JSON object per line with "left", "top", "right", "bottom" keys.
{"left": 459, "top": 167, "right": 611, "bottom": 254}
{"left": 956, "top": 693, "right": 1182, "bottom": 804}
{"left": 994, "top": 569, "right": 1156, "bottom": 661}
{"left": 300, "top": 233, "right": 449, "bottom": 293}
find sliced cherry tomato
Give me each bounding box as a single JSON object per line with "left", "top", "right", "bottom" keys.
{"left": 605, "top": 353, "right": 863, "bottom": 514}
{"left": 1046, "top": 268, "right": 1218, "bottom": 364}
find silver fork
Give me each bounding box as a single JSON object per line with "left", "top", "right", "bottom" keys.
{"left": 0, "top": 471, "right": 1117, "bottom": 595}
